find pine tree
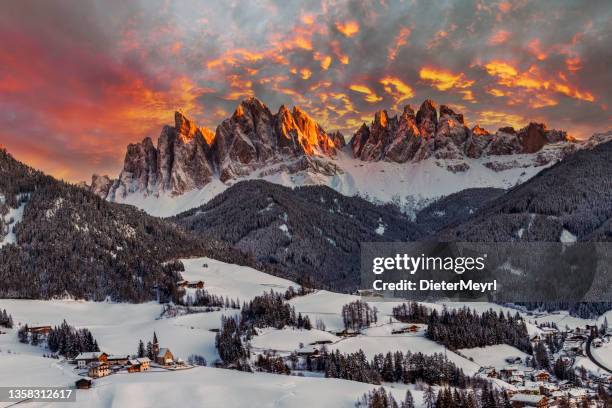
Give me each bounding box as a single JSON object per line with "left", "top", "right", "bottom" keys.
{"left": 423, "top": 386, "right": 436, "bottom": 408}
{"left": 402, "top": 390, "right": 414, "bottom": 408}
{"left": 137, "top": 340, "right": 145, "bottom": 358}
{"left": 146, "top": 341, "right": 154, "bottom": 360}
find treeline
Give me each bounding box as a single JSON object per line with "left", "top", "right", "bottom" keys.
{"left": 0, "top": 309, "right": 13, "bottom": 328}
{"left": 356, "top": 388, "right": 415, "bottom": 408}
{"left": 241, "top": 290, "right": 312, "bottom": 330}
{"left": 427, "top": 308, "right": 531, "bottom": 352}
{"left": 516, "top": 302, "right": 612, "bottom": 319}
{"left": 215, "top": 291, "right": 313, "bottom": 369}
{"left": 17, "top": 320, "right": 99, "bottom": 358}
{"left": 306, "top": 350, "right": 484, "bottom": 388}
{"left": 180, "top": 288, "right": 240, "bottom": 309}
{"left": 392, "top": 303, "right": 531, "bottom": 352}
{"left": 342, "top": 300, "right": 378, "bottom": 331}
{"left": 392, "top": 301, "right": 429, "bottom": 324}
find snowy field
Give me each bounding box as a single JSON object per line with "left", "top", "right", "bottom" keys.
{"left": 0, "top": 256, "right": 608, "bottom": 407}
{"left": 457, "top": 345, "right": 530, "bottom": 370}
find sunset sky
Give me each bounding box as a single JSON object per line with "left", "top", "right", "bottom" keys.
{"left": 0, "top": 0, "right": 610, "bottom": 181}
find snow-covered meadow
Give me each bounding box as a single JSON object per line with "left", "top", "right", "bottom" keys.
{"left": 0, "top": 257, "right": 608, "bottom": 407}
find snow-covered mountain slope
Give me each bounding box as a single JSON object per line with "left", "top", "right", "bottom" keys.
{"left": 109, "top": 145, "right": 565, "bottom": 218}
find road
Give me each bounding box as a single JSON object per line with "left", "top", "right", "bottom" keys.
{"left": 585, "top": 337, "right": 612, "bottom": 374}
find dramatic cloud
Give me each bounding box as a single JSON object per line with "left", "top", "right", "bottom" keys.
{"left": 0, "top": 0, "right": 610, "bottom": 181}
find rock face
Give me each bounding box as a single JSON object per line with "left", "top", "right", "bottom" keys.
{"left": 213, "top": 99, "right": 339, "bottom": 181}
{"left": 90, "top": 174, "right": 113, "bottom": 198}
{"left": 349, "top": 99, "right": 572, "bottom": 163}
{"left": 99, "top": 97, "right": 340, "bottom": 197}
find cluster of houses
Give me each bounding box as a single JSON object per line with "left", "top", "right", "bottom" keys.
{"left": 74, "top": 352, "right": 153, "bottom": 378}
{"left": 72, "top": 339, "right": 178, "bottom": 389}
{"left": 477, "top": 324, "right": 612, "bottom": 408}
{"left": 480, "top": 363, "right": 596, "bottom": 408}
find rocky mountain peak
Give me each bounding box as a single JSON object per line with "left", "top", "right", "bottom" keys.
{"left": 471, "top": 125, "right": 490, "bottom": 136}
{"left": 350, "top": 99, "right": 573, "bottom": 166}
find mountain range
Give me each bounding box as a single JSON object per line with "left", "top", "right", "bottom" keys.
{"left": 1, "top": 96, "right": 611, "bottom": 299}
{"left": 87, "top": 97, "right": 604, "bottom": 217}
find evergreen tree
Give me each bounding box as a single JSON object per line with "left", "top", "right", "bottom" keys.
{"left": 423, "top": 386, "right": 436, "bottom": 408}
{"left": 402, "top": 390, "right": 414, "bottom": 408}
{"left": 137, "top": 340, "right": 145, "bottom": 358}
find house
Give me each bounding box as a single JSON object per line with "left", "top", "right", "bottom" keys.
{"left": 592, "top": 338, "right": 603, "bottom": 348}
{"left": 27, "top": 325, "right": 52, "bottom": 335}
{"left": 74, "top": 352, "right": 108, "bottom": 368}
{"left": 176, "top": 280, "right": 189, "bottom": 288}
{"left": 127, "top": 358, "right": 151, "bottom": 373}
{"left": 296, "top": 345, "right": 320, "bottom": 357}
{"left": 501, "top": 365, "right": 521, "bottom": 379}
{"left": 480, "top": 366, "right": 497, "bottom": 378}
{"left": 508, "top": 375, "right": 524, "bottom": 385}
{"left": 75, "top": 378, "right": 92, "bottom": 389}
{"left": 106, "top": 355, "right": 129, "bottom": 366}
{"left": 510, "top": 394, "right": 548, "bottom": 408}
{"left": 534, "top": 370, "right": 550, "bottom": 382}
{"left": 391, "top": 325, "right": 420, "bottom": 334}
{"left": 506, "top": 356, "right": 524, "bottom": 364}
{"left": 567, "top": 388, "right": 587, "bottom": 404}
{"left": 187, "top": 281, "right": 204, "bottom": 289}
{"left": 156, "top": 348, "right": 174, "bottom": 365}
{"left": 88, "top": 362, "right": 110, "bottom": 378}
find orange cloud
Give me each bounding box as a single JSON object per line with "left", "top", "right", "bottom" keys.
{"left": 565, "top": 56, "right": 582, "bottom": 72}
{"left": 419, "top": 67, "right": 474, "bottom": 91}
{"left": 484, "top": 60, "right": 594, "bottom": 103}
{"left": 320, "top": 55, "right": 332, "bottom": 70}
{"left": 379, "top": 77, "right": 414, "bottom": 106}
{"left": 300, "top": 68, "right": 312, "bottom": 80}
{"left": 489, "top": 30, "right": 511, "bottom": 45}
{"left": 388, "top": 27, "right": 411, "bottom": 61}
{"left": 349, "top": 84, "right": 383, "bottom": 103}
{"left": 477, "top": 110, "right": 526, "bottom": 129}
{"left": 527, "top": 39, "right": 547, "bottom": 61}
{"left": 335, "top": 21, "right": 360, "bottom": 37}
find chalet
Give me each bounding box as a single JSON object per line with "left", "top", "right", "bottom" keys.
{"left": 480, "top": 367, "right": 497, "bottom": 378}
{"left": 534, "top": 370, "right": 550, "bottom": 382}
{"left": 296, "top": 345, "right": 320, "bottom": 357}
{"left": 127, "top": 357, "right": 151, "bottom": 373}
{"left": 74, "top": 352, "right": 108, "bottom": 368}
{"left": 540, "top": 327, "right": 558, "bottom": 339}
{"left": 567, "top": 388, "right": 587, "bottom": 404}
{"left": 501, "top": 365, "right": 523, "bottom": 379}
{"left": 593, "top": 338, "right": 603, "bottom": 348}
{"left": 510, "top": 394, "right": 548, "bottom": 408}
{"left": 508, "top": 375, "right": 524, "bottom": 385}
{"left": 391, "top": 325, "right": 420, "bottom": 334}
{"left": 156, "top": 348, "right": 175, "bottom": 365}
{"left": 506, "top": 356, "right": 523, "bottom": 364}
{"left": 88, "top": 362, "right": 110, "bottom": 378}
{"left": 309, "top": 340, "right": 333, "bottom": 345}
{"left": 106, "top": 355, "right": 130, "bottom": 366}
{"left": 75, "top": 378, "right": 92, "bottom": 389}
{"left": 27, "top": 325, "right": 52, "bottom": 335}
{"left": 187, "top": 281, "right": 204, "bottom": 289}
{"left": 519, "top": 382, "right": 541, "bottom": 395}
{"left": 557, "top": 380, "right": 571, "bottom": 390}
{"left": 176, "top": 280, "right": 189, "bottom": 288}
{"left": 530, "top": 335, "right": 541, "bottom": 343}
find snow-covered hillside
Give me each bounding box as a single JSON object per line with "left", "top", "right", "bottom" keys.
{"left": 111, "top": 149, "right": 557, "bottom": 217}
{"left": 0, "top": 257, "right": 609, "bottom": 407}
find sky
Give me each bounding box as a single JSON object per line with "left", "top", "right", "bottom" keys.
{"left": 0, "top": 0, "right": 610, "bottom": 182}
